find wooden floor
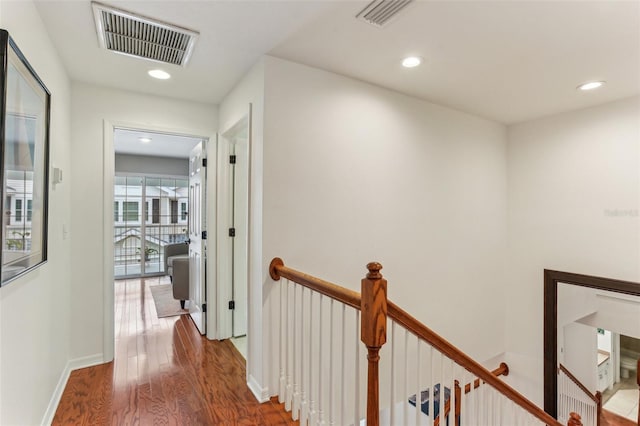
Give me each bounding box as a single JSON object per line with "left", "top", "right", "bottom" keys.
{"left": 601, "top": 409, "right": 638, "bottom": 426}
{"left": 53, "top": 277, "right": 296, "bottom": 425}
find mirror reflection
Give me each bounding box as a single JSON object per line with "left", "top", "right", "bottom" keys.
{"left": 1, "top": 38, "right": 49, "bottom": 284}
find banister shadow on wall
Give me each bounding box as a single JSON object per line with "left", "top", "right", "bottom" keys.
{"left": 543, "top": 269, "right": 640, "bottom": 418}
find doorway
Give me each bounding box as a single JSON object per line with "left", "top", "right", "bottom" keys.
{"left": 108, "top": 126, "right": 209, "bottom": 338}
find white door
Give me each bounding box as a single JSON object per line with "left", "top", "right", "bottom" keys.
{"left": 232, "top": 140, "right": 248, "bottom": 337}
{"left": 189, "top": 141, "right": 206, "bottom": 335}
{"left": 218, "top": 112, "right": 250, "bottom": 339}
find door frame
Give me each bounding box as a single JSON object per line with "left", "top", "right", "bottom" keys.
{"left": 217, "top": 107, "right": 251, "bottom": 340}
{"left": 102, "top": 120, "right": 215, "bottom": 362}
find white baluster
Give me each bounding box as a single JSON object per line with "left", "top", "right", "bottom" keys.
{"left": 285, "top": 280, "right": 293, "bottom": 411}
{"left": 428, "top": 343, "right": 435, "bottom": 424}
{"left": 340, "top": 304, "right": 346, "bottom": 426}
{"left": 292, "top": 284, "right": 300, "bottom": 420}
{"left": 449, "top": 360, "right": 456, "bottom": 426}
{"left": 415, "top": 337, "right": 421, "bottom": 425}
{"left": 470, "top": 371, "right": 477, "bottom": 424}
{"left": 404, "top": 328, "right": 409, "bottom": 425}
{"left": 390, "top": 321, "right": 396, "bottom": 426}
{"left": 318, "top": 294, "right": 325, "bottom": 426}
{"left": 300, "top": 288, "right": 309, "bottom": 425}
{"left": 424, "top": 345, "right": 433, "bottom": 425}
{"left": 479, "top": 374, "right": 485, "bottom": 422}
{"left": 279, "top": 278, "right": 285, "bottom": 403}
{"left": 354, "top": 309, "right": 360, "bottom": 426}
{"left": 309, "top": 292, "right": 317, "bottom": 425}
{"left": 329, "top": 299, "right": 335, "bottom": 426}
{"left": 438, "top": 352, "right": 443, "bottom": 425}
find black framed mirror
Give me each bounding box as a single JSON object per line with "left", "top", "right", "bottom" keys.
{"left": 0, "top": 29, "right": 50, "bottom": 285}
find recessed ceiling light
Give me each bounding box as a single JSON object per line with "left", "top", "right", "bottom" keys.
{"left": 139, "top": 137, "right": 152, "bottom": 143}
{"left": 148, "top": 69, "right": 171, "bottom": 80}
{"left": 402, "top": 56, "right": 422, "bottom": 68}
{"left": 577, "top": 81, "right": 605, "bottom": 91}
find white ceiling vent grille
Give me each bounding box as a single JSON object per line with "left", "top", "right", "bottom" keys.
{"left": 356, "top": 0, "right": 414, "bottom": 28}
{"left": 92, "top": 2, "right": 199, "bottom": 67}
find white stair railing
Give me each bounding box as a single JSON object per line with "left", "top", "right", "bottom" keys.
{"left": 557, "top": 364, "right": 600, "bottom": 426}
{"left": 271, "top": 258, "right": 575, "bottom": 426}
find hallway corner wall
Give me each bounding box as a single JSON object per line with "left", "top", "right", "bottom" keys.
{"left": 0, "top": 1, "right": 73, "bottom": 424}
{"left": 218, "top": 58, "right": 267, "bottom": 400}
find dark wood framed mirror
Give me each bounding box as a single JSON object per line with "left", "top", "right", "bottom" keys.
{"left": 543, "top": 269, "right": 640, "bottom": 418}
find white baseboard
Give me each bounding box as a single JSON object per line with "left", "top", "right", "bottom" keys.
{"left": 247, "top": 374, "right": 269, "bottom": 403}
{"left": 68, "top": 353, "right": 105, "bottom": 371}
{"left": 41, "top": 353, "right": 105, "bottom": 426}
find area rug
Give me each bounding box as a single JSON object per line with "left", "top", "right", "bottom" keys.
{"left": 150, "top": 284, "right": 189, "bottom": 318}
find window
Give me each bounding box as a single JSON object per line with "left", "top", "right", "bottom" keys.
{"left": 113, "top": 201, "right": 119, "bottom": 222}
{"left": 26, "top": 199, "right": 32, "bottom": 222}
{"left": 15, "top": 199, "right": 22, "bottom": 222}
{"left": 152, "top": 198, "right": 160, "bottom": 224}
{"left": 123, "top": 201, "right": 139, "bottom": 222}
{"left": 170, "top": 200, "right": 178, "bottom": 224}
{"left": 180, "top": 202, "right": 187, "bottom": 221}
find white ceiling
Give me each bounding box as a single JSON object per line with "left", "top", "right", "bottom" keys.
{"left": 35, "top": 0, "right": 640, "bottom": 125}
{"left": 35, "top": 1, "right": 337, "bottom": 104}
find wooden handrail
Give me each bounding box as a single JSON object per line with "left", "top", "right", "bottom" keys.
{"left": 463, "top": 362, "right": 509, "bottom": 394}
{"left": 558, "top": 364, "right": 600, "bottom": 404}
{"left": 387, "top": 301, "right": 563, "bottom": 426}
{"left": 269, "top": 257, "right": 361, "bottom": 310}
{"left": 270, "top": 258, "right": 563, "bottom": 426}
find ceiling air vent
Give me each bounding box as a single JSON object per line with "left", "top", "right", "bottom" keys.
{"left": 356, "top": 0, "right": 414, "bottom": 28}
{"left": 92, "top": 2, "right": 199, "bottom": 67}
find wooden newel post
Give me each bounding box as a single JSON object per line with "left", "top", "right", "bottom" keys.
{"left": 568, "top": 412, "right": 583, "bottom": 426}
{"left": 361, "top": 262, "right": 387, "bottom": 426}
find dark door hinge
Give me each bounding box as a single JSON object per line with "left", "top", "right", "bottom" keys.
{"left": 229, "top": 155, "right": 236, "bottom": 164}
{"left": 202, "top": 303, "right": 207, "bottom": 313}
{"left": 202, "top": 158, "right": 207, "bottom": 167}
{"left": 228, "top": 228, "right": 236, "bottom": 237}
{"left": 202, "top": 230, "right": 207, "bottom": 239}
{"left": 228, "top": 300, "right": 235, "bottom": 310}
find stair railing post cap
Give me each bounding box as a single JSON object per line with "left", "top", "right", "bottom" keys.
{"left": 366, "top": 262, "right": 383, "bottom": 279}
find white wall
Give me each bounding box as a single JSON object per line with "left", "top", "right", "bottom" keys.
{"left": 262, "top": 57, "right": 508, "bottom": 394}
{"left": 70, "top": 82, "right": 217, "bottom": 360}
{"left": 506, "top": 96, "right": 640, "bottom": 403}
{"left": 563, "top": 322, "right": 597, "bottom": 391}
{"left": 115, "top": 153, "right": 189, "bottom": 176}
{"left": 0, "top": 1, "right": 73, "bottom": 424}
{"left": 218, "top": 59, "right": 266, "bottom": 400}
